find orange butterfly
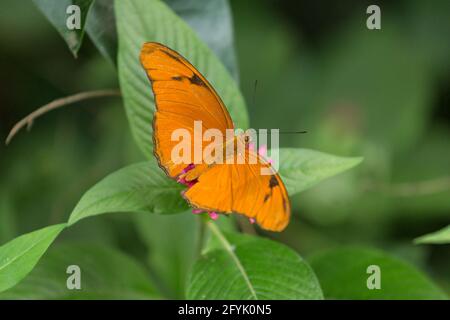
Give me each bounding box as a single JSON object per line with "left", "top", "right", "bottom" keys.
{"left": 140, "top": 42, "right": 290, "bottom": 231}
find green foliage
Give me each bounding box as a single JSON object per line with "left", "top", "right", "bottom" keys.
{"left": 85, "top": 0, "right": 117, "bottom": 64}
{"left": 116, "top": 0, "right": 249, "bottom": 158}
{"left": 415, "top": 226, "right": 450, "bottom": 245}
{"left": 134, "top": 212, "right": 198, "bottom": 298}
{"left": 309, "top": 247, "right": 447, "bottom": 300}
{"left": 0, "top": 244, "right": 159, "bottom": 299}
{"left": 0, "top": 224, "right": 66, "bottom": 292}
{"left": 164, "top": 0, "right": 239, "bottom": 79}
{"left": 278, "top": 148, "right": 363, "bottom": 195}
{"left": 33, "top": 0, "right": 94, "bottom": 57}
{"left": 187, "top": 224, "right": 323, "bottom": 299}
{"left": 1, "top": 0, "right": 447, "bottom": 300}
{"left": 68, "top": 161, "right": 188, "bottom": 225}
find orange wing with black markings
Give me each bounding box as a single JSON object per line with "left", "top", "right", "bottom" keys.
{"left": 183, "top": 150, "right": 291, "bottom": 231}
{"left": 140, "top": 42, "right": 291, "bottom": 231}
{"left": 140, "top": 42, "right": 234, "bottom": 178}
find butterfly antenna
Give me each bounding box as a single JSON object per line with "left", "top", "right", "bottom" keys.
{"left": 252, "top": 80, "right": 258, "bottom": 108}
{"left": 279, "top": 130, "right": 307, "bottom": 134}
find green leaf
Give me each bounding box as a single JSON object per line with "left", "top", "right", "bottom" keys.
{"left": 309, "top": 247, "right": 448, "bottom": 300}
{"left": 0, "top": 224, "right": 66, "bottom": 293}
{"left": 83, "top": 0, "right": 238, "bottom": 71}
{"left": 33, "top": 0, "right": 94, "bottom": 57}
{"left": 164, "top": 0, "right": 238, "bottom": 79}
{"left": 414, "top": 225, "right": 450, "bottom": 245}
{"left": 85, "top": 0, "right": 117, "bottom": 64}
{"left": 0, "top": 244, "right": 159, "bottom": 299}
{"left": 277, "top": 148, "right": 363, "bottom": 195}
{"left": 116, "top": 0, "right": 249, "bottom": 158}
{"left": 68, "top": 161, "right": 188, "bottom": 226}
{"left": 187, "top": 223, "right": 323, "bottom": 299}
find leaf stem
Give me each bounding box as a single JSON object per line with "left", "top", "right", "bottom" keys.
{"left": 207, "top": 222, "right": 257, "bottom": 299}
{"left": 5, "top": 89, "right": 122, "bottom": 145}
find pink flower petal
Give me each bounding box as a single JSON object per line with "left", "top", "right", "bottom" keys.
{"left": 192, "top": 209, "right": 203, "bottom": 214}
{"left": 248, "top": 142, "right": 255, "bottom": 151}
{"left": 258, "top": 145, "right": 267, "bottom": 157}
{"left": 208, "top": 211, "right": 219, "bottom": 220}
{"left": 249, "top": 218, "right": 256, "bottom": 224}
{"left": 182, "top": 163, "right": 195, "bottom": 174}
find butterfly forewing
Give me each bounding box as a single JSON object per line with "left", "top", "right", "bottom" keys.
{"left": 140, "top": 42, "right": 234, "bottom": 178}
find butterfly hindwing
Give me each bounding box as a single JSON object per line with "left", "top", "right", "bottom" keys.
{"left": 183, "top": 150, "right": 290, "bottom": 231}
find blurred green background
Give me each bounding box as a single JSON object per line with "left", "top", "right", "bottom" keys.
{"left": 0, "top": 0, "right": 448, "bottom": 297}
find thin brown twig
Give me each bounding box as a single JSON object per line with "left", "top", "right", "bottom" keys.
{"left": 5, "top": 89, "right": 122, "bottom": 145}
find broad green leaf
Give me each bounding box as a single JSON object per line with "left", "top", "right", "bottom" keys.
{"left": 0, "top": 244, "right": 159, "bottom": 299}
{"left": 84, "top": 0, "right": 238, "bottom": 71}
{"left": 33, "top": 0, "right": 94, "bottom": 57}
{"left": 68, "top": 161, "right": 188, "bottom": 225}
{"left": 85, "top": 0, "right": 117, "bottom": 64}
{"left": 415, "top": 225, "right": 450, "bottom": 245}
{"left": 165, "top": 0, "right": 238, "bottom": 79}
{"left": 309, "top": 247, "right": 447, "bottom": 300}
{"left": 0, "top": 224, "right": 66, "bottom": 293}
{"left": 116, "top": 0, "right": 249, "bottom": 158}
{"left": 277, "top": 148, "right": 363, "bottom": 195}
{"left": 134, "top": 211, "right": 198, "bottom": 298}
{"left": 187, "top": 224, "right": 323, "bottom": 299}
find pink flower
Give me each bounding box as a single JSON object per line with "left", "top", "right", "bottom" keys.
{"left": 208, "top": 212, "right": 219, "bottom": 220}
{"left": 249, "top": 143, "right": 273, "bottom": 164}
{"left": 178, "top": 164, "right": 198, "bottom": 187}
{"left": 181, "top": 163, "right": 195, "bottom": 174}
{"left": 179, "top": 164, "right": 220, "bottom": 221}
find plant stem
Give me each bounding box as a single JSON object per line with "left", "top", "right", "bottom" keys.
{"left": 5, "top": 89, "right": 121, "bottom": 145}
{"left": 207, "top": 221, "right": 257, "bottom": 299}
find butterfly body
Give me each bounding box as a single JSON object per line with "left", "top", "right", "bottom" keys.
{"left": 140, "top": 42, "right": 291, "bottom": 231}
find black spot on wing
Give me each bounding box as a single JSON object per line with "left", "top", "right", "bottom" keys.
{"left": 163, "top": 50, "right": 181, "bottom": 62}
{"left": 170, "top": 74, "right": 206, "bottom": 87}
{"left": 189, "top": 73, "right": 206, "bottom": 87}
{"left": 264, "top": 194, "right": 270, "bottom": 202}
{"left": 269, "top": 175, "right": 279, "bottom": 189}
